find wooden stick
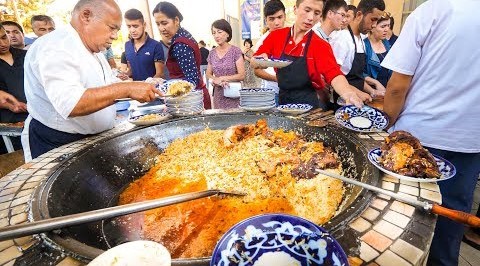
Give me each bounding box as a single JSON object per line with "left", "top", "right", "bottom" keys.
{"left": 432, "top": 204, "right": 480, "bottom": 228}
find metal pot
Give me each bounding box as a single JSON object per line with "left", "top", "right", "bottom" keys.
{"left": 31, "top": 113, "right": 378, "bottom": 265}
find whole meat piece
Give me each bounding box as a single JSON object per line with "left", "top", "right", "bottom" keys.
{"left": 223, "top": 119, "right": 268, "bottom": 147}
{"left": 291, "top": 147, "right": 340, "bottom": 179}
{"left": 380, "top": 131, "right": 441, "bottom": 178}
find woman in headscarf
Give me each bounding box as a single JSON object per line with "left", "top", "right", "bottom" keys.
{"left": 152, "top": 1, "right": 211, "bottom": 109}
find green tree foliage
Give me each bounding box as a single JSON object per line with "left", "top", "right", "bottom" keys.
{"left": 1, "top": 0, "right": 55, "bottom": 32}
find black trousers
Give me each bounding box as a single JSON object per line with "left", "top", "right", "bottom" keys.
{"left": 28, "top": 119, "right": 89, "bottom": 159}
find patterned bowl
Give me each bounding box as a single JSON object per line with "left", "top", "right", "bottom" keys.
{"left": 368, "top": 148, "right": 456, "bottom": 182}
{"left": 210, "top": 213, "right": 348, "bottom": 266}
{"left": 335, "top": 105, "right": 388, "bottom": 133}
{"left": 159, "top": 79, "right": 196, "bottom": 96}
{"left": 277, "top": 104, "right": 313, "bottom": 115}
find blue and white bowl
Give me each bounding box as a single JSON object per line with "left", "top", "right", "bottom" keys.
{"left": 158, "top": 79, "right": 195, "bottom": 96}
{"left": 368, "top": 148, "right": 456, "bottom": 182}
{"left": 277, "top": 104, "right": 313, "bottom": 115}
{"left": 335, "top": 105, "right": 388, "bottom": 133}
{"left": 210, "top": 213, "right": 348, "bottom": 266}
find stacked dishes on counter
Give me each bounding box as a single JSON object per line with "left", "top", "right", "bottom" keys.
{"left": 239, "top": 88, "right": 276, "bottom": 111}
{"left": 165, "top": 90, "right": 204, "bottom": 117}
{"left": 160, "top": 79, "right": 204, "bottom": 117}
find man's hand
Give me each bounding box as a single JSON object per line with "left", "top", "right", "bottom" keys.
{"left": 117, "top": 71, "right": 130, "bottom": 81}
{"left": 127, "top": 82, "right": 158, "bottom": 103}
{"left": 354, "top": 87, "right": 372, "bottom": 103}
{"left": 342, "top": 91, "right": 364, "bottom": 109}
{"left": 365, "top": 77, "right": 386, "bottom": 97}
{"left": 250, "top": 53, "right": 269, "bottom": 69}
{"left": 10, "top": 101, "right": 27, "bottom": 113}
{"left": 0, "top": 91, "right": 27, "bottom": 113}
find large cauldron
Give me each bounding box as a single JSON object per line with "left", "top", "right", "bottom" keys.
{"left": 31, "top": 113, "right": 378, "bottom": 265}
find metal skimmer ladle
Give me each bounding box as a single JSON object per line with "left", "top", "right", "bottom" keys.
{"left": 316, "top": 169, "right": 480, "bottom": 228}
{"left": 0, "top": 189, "right": 245, "bottom": 241}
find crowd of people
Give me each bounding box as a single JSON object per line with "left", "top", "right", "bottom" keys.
{"left": 0, "top": 0, "right": 479, "bottom": 265}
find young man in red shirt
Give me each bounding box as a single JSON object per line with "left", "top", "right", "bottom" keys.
{"left": 254, "top": 0, "right": 369, "bottom": 109}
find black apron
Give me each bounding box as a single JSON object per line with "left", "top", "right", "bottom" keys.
{"left": 346, "top": 25, "right": 366, "bottom": 91}
{"left": 277, "top": 30, "right": 321, "bottom": 108}
{"left": 28, "top": 118, "right": 89, "bottom": 159}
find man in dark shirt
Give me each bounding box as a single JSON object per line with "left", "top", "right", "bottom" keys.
{"left": 198, "top": 40, "right": 209, "bottom": 77}
{"left": 0, "top": 23, "right": 28, "bottom": 153}
{"left": 2, "top": 21, "right": 26, "bottom": 49}
{"left": 387, "top": 16, "right": 398, "bottom": 46}
{"left": 122, "top": 9, "right": 164, "bottom": 81}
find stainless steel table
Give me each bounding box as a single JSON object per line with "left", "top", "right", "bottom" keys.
{"left": 0, "top": 124, "right": 22, "bottom": 153}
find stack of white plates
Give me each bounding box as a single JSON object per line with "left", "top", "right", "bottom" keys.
{"left": 239, "top": 88, "right": 276, "bottom": 111}
{"left": 165, "top": 90, "right": 204, "bottom": 117}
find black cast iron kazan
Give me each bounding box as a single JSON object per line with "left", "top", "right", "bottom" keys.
{"left": 30, "top": 113, "right": 379, "bottom": 265}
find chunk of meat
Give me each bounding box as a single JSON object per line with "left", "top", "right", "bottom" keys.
{"left": 380, "top": 131, "right": 441, "bottom": 178}
{"left": 256, "top": 155, "right": 300, "bottom": 178}
{"left": 291, "top": 147, "right": 340, "bottom": 179}
{"left": 223, "top": 119, "right": 268, "bottom": 148}
{"left": 382, "top": 130, "right": 422, "bottom": 151}
{"left": 381, "top": 142, "right": 415, "bottom": 171}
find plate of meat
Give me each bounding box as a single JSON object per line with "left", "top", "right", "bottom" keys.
{"left": 368, "top": 131, "right": 456, "bottom": 182}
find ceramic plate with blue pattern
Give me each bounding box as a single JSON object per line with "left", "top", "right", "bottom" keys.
{"left": 158, "top": 79, "right": 195, "bottom": 96}
{"left": 252, "top": 57, "right": 293, "bottom": 68}
{"left": 128, "top": 106, "right": 170, "bottom": 126}
{"left": 368, "top": 148, "right": 456, "bottom": 182}
{"left": 210, "top": 213, "right": 348, "bottom": 266}
{"left": 277, "top": 104, "right": 313, "bottom": 115}
{"left": 335, "top": 105, "right": 388, "bottom": 133}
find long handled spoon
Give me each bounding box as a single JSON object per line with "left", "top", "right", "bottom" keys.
{"left": 0, "top": 189, "right": 245, "bottom": 241}
{"left": 316, "top": 169, "right": 480, "bottom": 228}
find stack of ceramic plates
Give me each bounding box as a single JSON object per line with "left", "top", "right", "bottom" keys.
{"left": 165, "top": 90, "right": 204, "bottom": 117}
{"left": 239, "top": 88, "right": 276, "bottom": 111}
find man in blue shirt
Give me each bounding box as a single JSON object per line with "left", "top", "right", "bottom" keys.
{"left": 121, "top": 9, "right": 164, "bottom": 81}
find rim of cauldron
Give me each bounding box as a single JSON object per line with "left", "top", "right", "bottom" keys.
{"left": 30, "top": 112, "right": 379, "bottom": 264}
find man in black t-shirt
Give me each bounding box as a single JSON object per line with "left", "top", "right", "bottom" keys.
{"left": 198, "top": 40, "right": 209, "bottom": 77}
{"left": 0, "top": 23, "right": 28, "bottom": 153}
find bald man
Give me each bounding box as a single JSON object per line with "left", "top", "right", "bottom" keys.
{"left": 22, "top": 0, "right": 159, "bottom": 161}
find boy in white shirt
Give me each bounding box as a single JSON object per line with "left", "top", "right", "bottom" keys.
{"left": 253, "top": 0, "right": 286, "bottom": 103}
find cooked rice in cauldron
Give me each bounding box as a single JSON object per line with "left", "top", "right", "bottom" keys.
{"left": 118, "top": 120, "right": 344, "bottom": 258}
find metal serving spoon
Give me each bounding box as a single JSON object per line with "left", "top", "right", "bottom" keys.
{"left": 0, "top": 189, "right": 245, "bottom": 241}
{"left": 316, "top": 169, "right": 480, "bottom": 228}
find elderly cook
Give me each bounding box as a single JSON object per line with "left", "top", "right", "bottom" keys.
{"left": 22, "top": 0, "right": 159, "bottom": 161}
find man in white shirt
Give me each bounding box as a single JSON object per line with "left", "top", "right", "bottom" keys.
{"left": 253, "top": 0, "right": 286, "bottom": 103}
{"left": 329, "top": 0, "right": 385, "bottom": 96}
{"left": 381, "top": 0, "right": 480, "bottom": 265}
{"left": 314, "top": 0, "right": 347, "bottom": 42}
{"left": 22, "top": 0, "right": 158, "bottom": 161}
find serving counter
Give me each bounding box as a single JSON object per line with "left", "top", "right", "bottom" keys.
{"left": 0, "top": 109, "right": 442, "bottom": 266}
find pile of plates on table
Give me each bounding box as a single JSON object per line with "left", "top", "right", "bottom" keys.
{"left": 159, "top": 79, "right": 204, "bottom": 117}
{"left": 165, "top": 89, "right": 204, "bottom": 116}
{"left": 239, "top": 88, "right": 276, "bottom": 111}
